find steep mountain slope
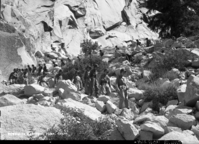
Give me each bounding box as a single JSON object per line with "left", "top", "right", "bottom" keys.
{"left": 0, "top": 0, "right": 158, "bottom": 81}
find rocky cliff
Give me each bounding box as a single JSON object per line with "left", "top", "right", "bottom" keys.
{"left": 0, "top": 0, "right": 158, "bottom": 81}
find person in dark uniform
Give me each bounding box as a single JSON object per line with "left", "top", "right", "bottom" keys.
{"left": 83, "top": 66, "right": 91, "bottom": 95}
{"left": 99, "top": 69, "right": 111, "bottom": 95}
{"left": 89, "top": 64, "right": 99, "bottom": 98}
{"left": 54, "top": 70, "right": 63, "bottom": 85}
{"left": 136, "top": 39, "right": 141, "bottom": 47}
{"left": 37, "top": 64, "right": 43, "bottom": 76}
{"left": 43, "top": 64, "right": 48, "bottom": 75}
{"left": 116, "top": 69, "right": 129, "bottom": 109}
{"left": 99, "top": 50, "right": 104, "bottom": 58}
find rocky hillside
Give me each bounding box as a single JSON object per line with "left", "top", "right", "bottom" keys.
{"left": 0, "top": 0, "right": 158, "bottom": 80}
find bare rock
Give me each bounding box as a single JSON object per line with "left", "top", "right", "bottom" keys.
{"left": 97, "top": 95, "right": 110, "bottom": 103}
{"left": 185, "top": 75, "right": 199, "bottom": 107}
{"left": 169, "top": 114, "right": 197, "bottom": 130}
{"left": 95, "top": 101, "right": 106, "bottom": 113}
{"left": 128, "top": 88, "right": 144, "bottom": 101}
{"left": 139, "top": 130, "right": 153, "bottom": 140}
{"left": 120, "top": 108, "right": 134, "bottom": 120}
{"left": 116, "top": 118, "right": 139, "bottom": 140}
{"left": 177, "top": 84, "right": 187, "bottom": 103}
{"left": 24, "top": 84, "right": 45, "bottom": 97}
{"left": 141, "top": 122, "right": 165, "bottom": 137}
{"left": 159, "top": 131, "right": 199, "bottom": 143}
{"left": 0, "top": 104, "right": 63, "bottom": 140}
{"left": 55, "top": 98, "right": 103, "bottom": 121}
{"left": 0, "top": 94, "right": 24, "bottom": 107}
{"left": 106, "top": 101, "right": 118, "bottom": 114}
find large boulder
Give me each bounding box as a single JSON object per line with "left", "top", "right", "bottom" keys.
{"left": 184, "top": 75, "right": 199, "bottom": 107}
{"left": 106, "top": 100, "right": 118, "bottom": 114}
{"left": 159, "top": 131, "right": 199, "bottom": 143}
{"left": 169, "top": 114, "right": 197, "bottom": 130}
{"left": 177, "top": 84, "right": 187, "bottom": 104}
{"left": 97, "top": 95, "right": 110, "bottom": 103}
{"left": 116, "top": 118, "right": 139, "bottom": 140}
{"left": 140, "top": 122, "right": 165, "bottom": 138}
{"left": 0, "top": 94, "right": 24, "bottom": 107}
{"left": 95, "top": 100, "right": 106, "bottom": 113}
{"left": 55, "top": 98, "right": 103, "bottom": 121}
{"left": 24, "top": 84, "right": 45, "bottom": 96}
{"left": 0, "top": 104, "right": 63, "bottom": 140}
{"left": 55, "top": 80, "right": 81, "bottom": 101}
{"left": 128, "top": 88, "right": 144, "bottom": 100}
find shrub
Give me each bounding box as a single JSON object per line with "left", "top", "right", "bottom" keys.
{"left": 29, "top": 107, "right": 116, "bottom": 140}
{"left": 143, "top": 82, "right": 178, "bottom": 113}
{"left": 80, "top": 39, "right": 101, "bottom": 56}
{"left": 150, "top": 50, "right": 189, "bottom": 81}
{"left": 62, "top": 55, "right": 109, "bottom": 81}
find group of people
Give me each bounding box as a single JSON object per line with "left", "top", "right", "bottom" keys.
{"left": 8, "top": 64, "right": 49, "bottom": 85}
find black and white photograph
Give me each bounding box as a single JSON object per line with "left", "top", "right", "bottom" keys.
{"left": 0, "top": 0, "right": 198, "bottom": 143}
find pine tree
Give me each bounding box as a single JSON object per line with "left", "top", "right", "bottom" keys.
{"left": 141, "top": 0, "right": 199, "bottom": 38}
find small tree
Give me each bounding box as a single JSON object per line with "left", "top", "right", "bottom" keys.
{"left": 80, "top": 39, "right": 101, "bottom": 56}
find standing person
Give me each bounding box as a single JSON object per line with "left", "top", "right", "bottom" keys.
{"left": 37, "top": 64, "right": 43, "bottom": 76}
{"left": 89, "top": 64, "right": 99, "bottom": 98}
{"left": 38, "top": 73, "right": 48, "bottom": 86}
{"left": 136, "top": 39, "right": 141, "bottom": 47}
{"left": 99, "top": 69, "right": 111, "bottom": 95}
{"left": 146, "top": 38, "right": 152, "bottom": 47}
{"left": 8, "top": 69, "right": 17, "bottom": 84}
{"left": 32, "top": 65, "right": 37, "bottom": 75}
{"left": 83, "top": 66, "right": 91, "bottom": 95}
{"left": 73, "top": 71, "right": 83, "bottom": 91}
{"left": 43, "top": 64, "right": 48, "bottom": 75}
{"left": 116, "top": 69, "right": 129, "bottom": 109}
{"left": 99, "top": 50, "right": 104, "bottom": 58}
{"left": 54, "top": 70, "right": 63, "bottom": 85}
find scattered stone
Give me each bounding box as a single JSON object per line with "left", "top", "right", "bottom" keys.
{"left": 153, "top": 116, "right": 169, "bottom": 132}
{"left": 184, "top": 75, "right": 199, "bottom": 107}
{"left": 167, "top": 126, "right": 182, "bottom": 133}
{"left": 169, "top": 113, "right": 197, "bottom": 130}
{"left": 95, "top": 101, "right": 106, "bottom": 113}
{"left": 58, "top": 88, "right": 65, "bottom": 97}
{"left": 177, "top": 84, "right": 187, "bottom": 103}
{"left": 128, "top": 88, "right": 144, "bottom": 100}
{"left": 140, "top": 102, "right": 152, "bottom": 114}
{"left": 141, "top": 121, "right": 165, "bottom": 137}
{"left": 191, "top": 125, "right": 199, "bottom": 139}
{"left": 142, "top": 70, "right": 152, "bottom": 81}
{"left": 196, "top": 101, "right": 199, "bottom": 111}
{"left": 120, "top": 108, "right": 134, "bottom": 120}
{"left": 24, "top": 84, "right": 45, "bottom": 96}
{"left": 116, "top": 118, "right": 139, "bottom": 140}
{"left": 195, "top": 112, "right": 199, "bottom": 120}
{"left": 97, "top": 95, "right": 110, "bottom": 103}
{"left": 139, "top": 130, "right": 153, "bottom": 140}
{"left": 0, "top": 94, "right": 24, "bottom": 107}
{"left": 106, "top": 101, "right": 117, "bottom": 114}
{"left": 109, "top": 128, "right": 124, "bottom": 140}
{"left": 166, "top": 100, "right": 178, "bottom": 107}
{"left": 134, "top": 113, "right": 154, "bottom": 124}
{"left": 159, "top": 131, "right": 199, "bottom": 143}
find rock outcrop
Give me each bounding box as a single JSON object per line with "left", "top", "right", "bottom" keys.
{"left": 0, "top": 0, "right": 158, "bottom": 81}
{"left": 0, "top": 104, "right": 63, "bottom": 140}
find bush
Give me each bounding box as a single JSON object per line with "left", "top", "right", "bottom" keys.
{"left": 62, "top": 55, "right": 109, "bottom": 81}
{"left": 143, "top": 82, "right": 178, "bottom": 113}
{"left": 80, "top": 39, "right": 101, "bottom": 56}
{"left": 29, "top": 107, "right": 116, "bottom": 140}
{"left": 150, "top": 50, "right": 189, "bottom": 81}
